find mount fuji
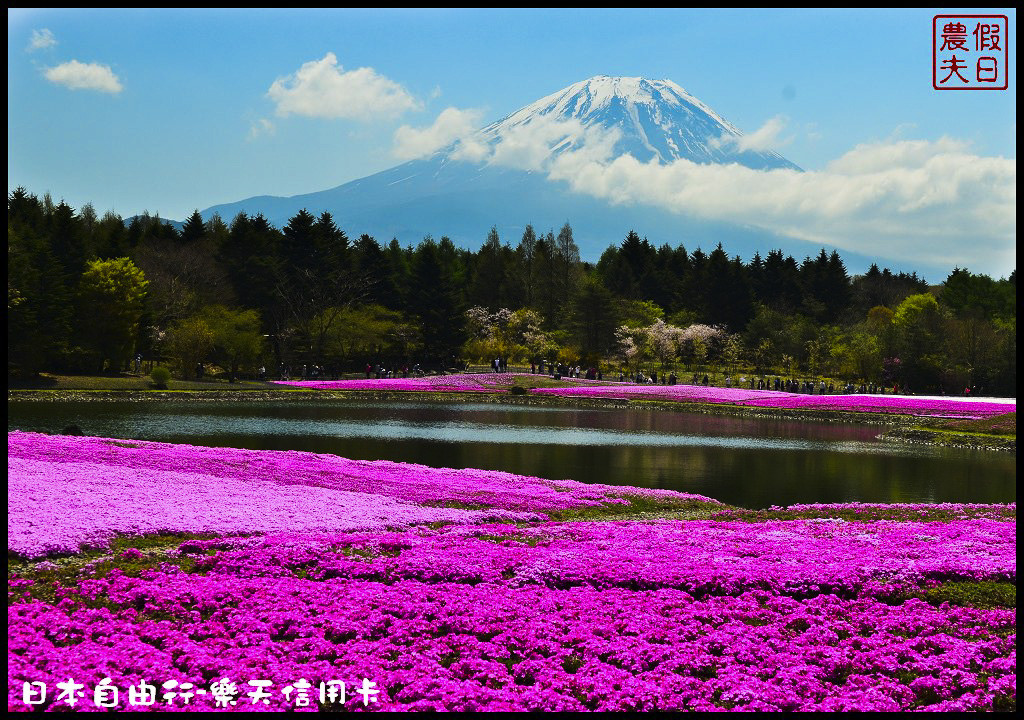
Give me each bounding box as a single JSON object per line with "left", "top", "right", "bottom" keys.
{"left": 201, "top": 76, "right": 814, "bottom": 259}
{"left": 475, "top": 75, "right": 799, "bottom": 170}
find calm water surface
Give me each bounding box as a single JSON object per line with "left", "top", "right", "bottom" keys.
{"left": 7, "top": 400, "right": 1016, "bottom": 508}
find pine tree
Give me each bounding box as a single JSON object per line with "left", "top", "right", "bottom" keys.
{"left": 411, "top": 238, "right": 464, "bottom": 366}
{"left": 49, "top": 201, "right": 87, "bottom": 278}
{"left": 470, "top": 226, "right": 508, "bottom": 310}
{"left": 555, "top": 221, "right": 580, "bottom": 303}
{"left": 179, "top": 210, "right": 206, "bottom": 244}
{"left": 516, "top": 224, "right": 537, "bottom": 307}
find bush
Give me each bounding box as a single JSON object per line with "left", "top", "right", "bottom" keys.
{"left": 924, "top": 580, "right": 1016, "bottom": 609}
{"left": 510, "top": 385, "right": 528, "bottom": 396}
{"left": 150, "top": 366, "right": 172, "bottom": 389}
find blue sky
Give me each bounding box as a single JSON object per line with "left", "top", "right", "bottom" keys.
{"left": 7, "top": 8, "right": 1017, "bottom": 275}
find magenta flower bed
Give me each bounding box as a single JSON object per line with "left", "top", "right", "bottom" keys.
{"left": 8, "top": 521, "right": 1016, "bottom": 711}
{"left": 7, "top": 432, "right": 716, "bottom": 558}
{"left": 775, "top": 501, "right": 1016, "bottom": 518}
{"left": 7, "top": 456, "right": 534, "bottom": 559}
{"left": 7, "top": 433, "right": 1016, "bottom": 711}
{"left": 530, "top": 385, "right": 1016, "bottom": 419}
{"left": 199, "top": 518, "right": 1017, "bottom": 592}
{"left": 276, "top": 374, "right": 1014, "bottom": 419}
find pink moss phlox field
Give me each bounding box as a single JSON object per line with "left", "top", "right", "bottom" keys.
{"left": 7, "top": 432, "right": 716, "bottom": 558}
{"left": 274, "top": 373, "right": 1013, "bottom": 418}
{"left": 8, "top": 456, "right": 528, "bottom": 559}
{"left": 772, "top": 502, "right": 1015, "bottom": 519}
{"left": 8, "top": 520, "right": 1016, "bottom": 711}
{"left": 529, "top": 385, "right": 1016, "bottom": 419}
{"left": 274, "top": 372, "right": 622, "bottom": 393}
{"left": 195, "top": 519, "right": 1017, "bottom": 592}
{"left": 6, "top": 433, "right": 1016, "bottom": 711}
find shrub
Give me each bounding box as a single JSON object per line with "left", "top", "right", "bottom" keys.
{"left": 150, "top": 366, "right": 172, "bottom": 389}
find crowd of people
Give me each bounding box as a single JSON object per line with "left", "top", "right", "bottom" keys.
{"left": 274, "top": 362, "right": 431, "bottom": 380}
{"left": 587, "top": 370, "right": 919, "bottom": 396}
{"left": 677, "top": 373, "right": 896, "bottom": 395}
{"left": 195, "top": 358, "right": 990, "bottom": 398}
{"left": 275, "top": 363, "right": 342, "bottom": 381}
{"left": 364, "top": 363, "right": 423, "bottom": 379}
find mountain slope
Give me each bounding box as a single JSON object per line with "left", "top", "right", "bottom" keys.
{"left": 200, "top": 75, "right": 807, "bottom": 259}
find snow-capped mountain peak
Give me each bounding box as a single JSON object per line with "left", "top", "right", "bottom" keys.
{"left": 467, "top": 75, "right": 798, "bottom": 170}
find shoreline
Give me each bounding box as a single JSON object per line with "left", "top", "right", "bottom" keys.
{"left": 879, "top": 426, "right": 1016, "bottom": 452}
{"left": 8, "top": 387, "right": 1015, "bottom": 452}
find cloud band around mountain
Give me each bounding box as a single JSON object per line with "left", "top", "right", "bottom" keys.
{"left": 393, "top": 107, "right": 485, "bottom": 160}
{"left": 453, "top": 116, "right": 1015, "bottom": 275}
{"left": 712, "top": 115, "right": 793, "bottom": 152}
{"left": 551, "top": 137, "right": 1016, "bottom": 275}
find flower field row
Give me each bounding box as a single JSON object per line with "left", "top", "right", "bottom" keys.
{"left": 530, "top": 384, "right": 1016, "bottom": 419}
{"left": 275, "top": 373, "right": 1016, "bottom": 419}
{"left": 178, "top": 518, "right": 1017, "bottom": 595}
{"left": 7, "top": 431, "right": 717, "bottom": 558}
{"left": 7, "top": 456, "right": 534, "bottom": 559}
{"left": 8, "top": 521, "right": 1017, "bottom": 711}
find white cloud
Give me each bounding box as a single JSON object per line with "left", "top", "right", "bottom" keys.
{"left": 267, "top": 52, "right": 420, "bottom": 121}
{"left": 248, "top": 117, "right": 276, "bottom": 141}
{"left": 392, "top": 107, "right": 484, "bottom": 160}
{"left": 28, "top": 28, "right": 57, "bottom": 51}
{"left": 451, "top": 136, "right": 491, "bottom": 163}
{"left": 457, "top": 120, "right": 1013, "bottom": 274}
{"left": 44, "top": 60, "right": 123, "bottom": 94}
{"left": 486, "top": 115, "right": 622, "bottom": 171}
{"left": 713, "top": 115, "right": 792, "bottom": 152}
{"left": 540, "top": 136, "right": 1015, "bottom": 274}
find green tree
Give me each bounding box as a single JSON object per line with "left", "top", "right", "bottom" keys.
{"left": 411, "top": 238, "right": 464, "bottom": 366}
{"left": 568, "top": 278, "right": 619, "bottom": 360}
{"left": 941, "top": 267, "right": 1014, "bottom": 320}
{"left": 49, "top": 201, "right": 88, "bottom": 279}
{"left": 202, "top": 305, "right": 264, "bottom": 382}
{"left": 618, "top": 299, "right": 664, "bottom": 328}
{"left": 470, "top": 226, "right": 511, "bottom": 309}
{"left": 77, "top": 257, "right": 148, "bottom": 373}
{"left": 323, "top": 304, "right": 420, "bottom": 366}
{"left": 8, "top": 224, "right": 73, "bottom": 374}
{"left": 167, "top": 316, "right": 215, "bottom": 379}
{"left": 893, "top": 293, "right": 944, "bottom": 390}
{"left": 555, "top": 222, "right": 580, "bottom": 291}
{"left": 943, "top": 313, "right": 999, "bottom": 390}
{"left": 836, "top": 330, "right": 882, "bottom": 382}
{"left": 516, "top": 224, "right": 538, "bottom": 307}
{"left": 179, "top": 210, "right": 206, "bottom": 244}
{"left": 220, "top": 212, "right": 284, "bottom": 316}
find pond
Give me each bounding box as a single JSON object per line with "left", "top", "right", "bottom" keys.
{"left": 7, "top": 399, "right": 1016, "bottom": 508}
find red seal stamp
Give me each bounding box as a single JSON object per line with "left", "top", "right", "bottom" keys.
{"left": 933, "top": 15, "right": 1009, "bottom": 90}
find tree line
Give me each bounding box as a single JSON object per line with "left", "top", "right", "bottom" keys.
{"left": 7, "top": 187, "right": 1016, "bottom": 394}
